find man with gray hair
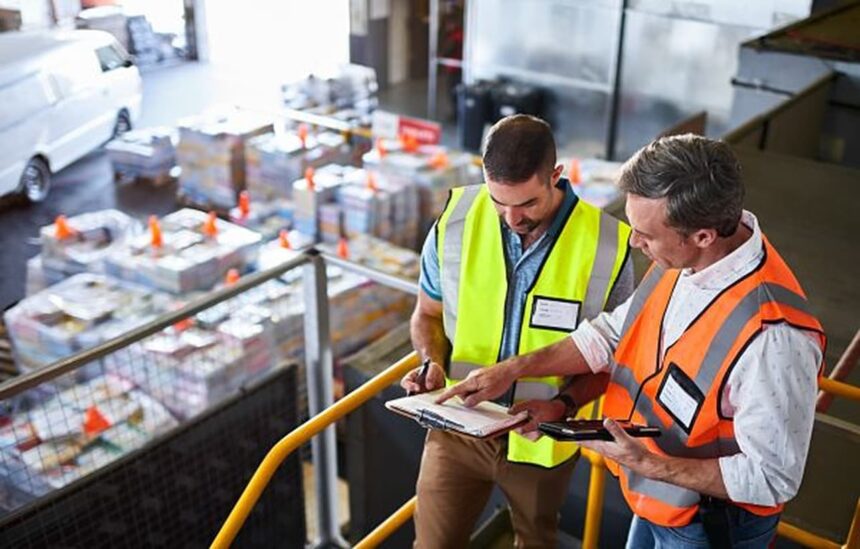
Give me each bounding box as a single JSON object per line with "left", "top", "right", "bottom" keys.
{"left": 439, "top": 134, "right": 826, "bottom": 547}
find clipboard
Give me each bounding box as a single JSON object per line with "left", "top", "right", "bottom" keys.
{"left": 385, "top": 390, "right": 529, "bottom": 439}
{"left": 538, "top": 419, "right": 661, "bottom": 441}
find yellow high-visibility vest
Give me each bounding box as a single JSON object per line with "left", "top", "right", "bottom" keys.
{"left": 436, "top": 184, "right": 631, "bottom": 468}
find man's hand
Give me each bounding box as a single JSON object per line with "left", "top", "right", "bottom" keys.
{"left": 400, "top": 361, "right": 445, "bottom": 394}
{"left": 580, "top": 418, "right": 730, "bottom": 499}
{"left": 578, "top": 418, "right": 652, "bottom": 473}
{"left": 435, "top": 364, "right": 518, "bottom": 407}
{"left": 509, "top": 399, "right": 567, "bottom": 440}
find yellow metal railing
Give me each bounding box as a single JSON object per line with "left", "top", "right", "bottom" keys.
{"left": 351, "top": 372, "right": 860, "bottom": 549}
{"left": 581, "top": 449, "right": 606, "bottom": 549}
{"left": 354, "top": 496, "right": 418, "bottom": 549}
{"left": 819, "top": 377, "right": 860, "bottom": 404}
{"left": 215, "top": 356, "right": 859, "bottom": 548}
{"left": 778, "top": 497, "right": 860, "bottom": 549}
{"left": 211, "top": 351, "right": 420, "bottom": 549}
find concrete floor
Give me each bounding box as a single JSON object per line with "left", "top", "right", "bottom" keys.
{"left": 0, "top": 63, "right": 458, "bottom": 311}
{"left": 0, "top": 62, "right": 269, "bottom": 310}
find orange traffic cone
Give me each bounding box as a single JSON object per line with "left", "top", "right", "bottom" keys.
{"left": 203, "top": 211, "right": 218, "bottom": 238}
{"left": 149, "top": 215, "right": 163, "bottom": 249}
{"left": 238, "top": 191, "right": 251, "bottom": 219}
{"left": 279, "top": 229, "right": 292, "bottom": 249}
{"left": 376, "top": 138, "right": 387, "bottom": 158}
{"left": 298, "top": 123, "right": 309, "bottom": 148}
{"left": 54, "top": 215, "right": 76, "bottom": 240}
{"left": 305, "top": 167, "right": 315, "bottom": 190}
{"left": 569, "top": 158, "right": 582, "bottom": 185}
{"left": 366, "top": 172, "right": 378, "bottom": 192}
{"left": 173, "top": 317, "right": 193, "bottom": 332}
{"left": 337, "top": 237, "right": 349, "bottom": 259}
{"left": 429, "top": 151, "right": 449, "bottom": 170}
{"left": 224, "top": 268, "right": 240, "bottom": 285}
{"left": 400, "top": 133, "right": 419, "bottom": 153}
{"left": 83, "top": 406, "right": 111, "bottom": 436}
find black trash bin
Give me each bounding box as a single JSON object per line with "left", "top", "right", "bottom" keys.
{"left": 457, "top": 80, "right": 497, "bottom": 153}
{"left": 490, "top": 81, "right": 544, "bottom": 120}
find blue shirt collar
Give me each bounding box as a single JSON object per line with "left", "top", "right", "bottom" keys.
{"left": 546, "top": 178, "right": 578, "bottom": 239}
{"left": 500, "top": 177, "right": 579, "bottom": 253}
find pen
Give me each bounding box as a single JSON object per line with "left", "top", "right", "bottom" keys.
{"left": 407, "top": 358, "right": 432, "bottom": 396}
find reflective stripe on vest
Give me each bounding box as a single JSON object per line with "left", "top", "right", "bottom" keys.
{"left": 619, "top": 264, "right": 665, "bottom": 341}
{"left": 440, "top": 185, "right": 482, "bottom": 341}
{"left": 437, "top": 184, "right": 631, "bottom": 468}
{"left": 624, "top": 466, "right": 701, "bottom": 507}
{"left": 604, "top": 238, "right": 826, "bottom": 527}
{"left": 582, "top": 212, "right": 623, "bottom": 320}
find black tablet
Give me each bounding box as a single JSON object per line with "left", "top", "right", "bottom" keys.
{"left": 538, "top": 419, "right": 661, "bottom": 441}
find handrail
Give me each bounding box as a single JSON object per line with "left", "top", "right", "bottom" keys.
{"left": 777, "top": 521, "right": 841, "bottom": 549}
{"left": 778, "top": 497, "right": 860, "bottom": 549}
{"left": 350, "top": 372, "right": 860, "bottom": 548}
{"left": 0, "top": 252, "right": 311, "bottom": 400}
{"left": 320, "top": 252, "right": 420, "bottom": 296}
{"left": 348, "top": 448, "right": 610, "bottom": 549}
{"left": 211, "top": 351, "right": 421, "bottom": 548}
{"left": 354, "top": 496, "right": 418, "bottom": 549}
{"left": 818, "top": 330, "right": 860, "bottom": 412}
{"left": 819, "top": 377, "right": 860, "bottom": 403}
{"left": 722, "top": 72, "right": 835, "bottom": 148}
{"left": 581, "top": 449, "right": 606, "bottom": 549}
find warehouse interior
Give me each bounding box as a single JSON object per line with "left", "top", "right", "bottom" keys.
{"left": 0, "top": 0, "right": 858, "bottom": 547}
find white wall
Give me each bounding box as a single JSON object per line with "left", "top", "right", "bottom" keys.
{"left": 387, "top": 0, "right": 409, "bottom": 85}
{"left": 0, "top": 0, "right": 52, "bottom": 29}
{"left": 203, "top": 0, "right": 350, "bottom": 83}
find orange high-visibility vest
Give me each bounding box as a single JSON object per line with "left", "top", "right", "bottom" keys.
{"left": 603, "top": 235, "right": 825, "bottom": 527}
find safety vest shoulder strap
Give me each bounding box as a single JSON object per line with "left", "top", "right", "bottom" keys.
{"left": 580, "top": 204, "right": 632, "bottom": 320}
{"left": 619, "top": 263, "right": 667, "bottom": 341}
{"left": 436, "top": 185, "right": 484, "bottom": 340}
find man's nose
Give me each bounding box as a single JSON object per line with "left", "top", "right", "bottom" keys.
{"left": 505, "top": 208, "right": 522, "bottom": 226}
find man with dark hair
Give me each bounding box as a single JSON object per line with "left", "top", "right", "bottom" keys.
{"left": 439, "top": 134, "right": 826, "bottom": 548}
{"left": 401, "top": 114, "right": 634, "bottom": 548}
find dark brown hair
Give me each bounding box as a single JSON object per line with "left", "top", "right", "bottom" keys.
{"left": 482, "top": 114, "right": 556, "bottom": 184}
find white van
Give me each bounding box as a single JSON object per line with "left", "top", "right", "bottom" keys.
{"left": 0, "top": 29, "right": 142, "bottom": 202}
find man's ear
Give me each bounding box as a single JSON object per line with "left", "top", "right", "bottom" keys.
{"left": 690, "top": 228, "right": 718, "bottom": 249}
{"left": 551, "top": 164, "right": 564, "bottom": 184}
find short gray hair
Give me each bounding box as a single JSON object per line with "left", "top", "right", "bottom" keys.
{"left": 618, "top": 134, "right": 744, "bottom": 237}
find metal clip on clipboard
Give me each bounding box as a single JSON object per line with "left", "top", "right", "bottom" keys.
{"left": 416, "top": 408, "right": 465, "bottom": 431}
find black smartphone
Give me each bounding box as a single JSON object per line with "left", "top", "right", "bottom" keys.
{"left": 538, "top": 419, "right": 661, "bottom": 441}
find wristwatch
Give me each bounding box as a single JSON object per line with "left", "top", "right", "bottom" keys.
{"left": 551, "top": 393, "right": 578, "bottom": 419}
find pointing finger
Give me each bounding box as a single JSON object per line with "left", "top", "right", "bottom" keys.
{"left": 462, "top": 387, "right": 495, "bottom": 408}
{"left": 435, "top": 382, "right": 470, "bottom": 404}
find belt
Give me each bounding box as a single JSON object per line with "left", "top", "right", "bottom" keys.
{"left": 696, "top": 496, "right": 737, "bottom": 548}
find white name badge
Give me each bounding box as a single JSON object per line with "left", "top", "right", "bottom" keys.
{"left": 656, "top": 363, "right": 705, "bottom": 432}
{"left": 530, "top": 297, "right": 580, "bottom": 332}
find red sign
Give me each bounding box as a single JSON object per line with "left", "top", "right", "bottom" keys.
{"left": 398, "top": 116, "right": 441, "bottom": 145}
{"left": 372, "top": 111, "right": 441, "bottom": 145}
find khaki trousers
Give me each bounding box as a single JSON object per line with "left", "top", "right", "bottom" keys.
{"left": 414, "top": 430, "right": 577, "bottom": 549}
